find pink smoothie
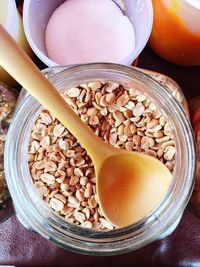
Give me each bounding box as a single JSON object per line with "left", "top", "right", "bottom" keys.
{"left": 45, "top": 0, "right": 135, "bottom": 65}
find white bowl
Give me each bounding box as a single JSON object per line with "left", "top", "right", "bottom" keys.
{"left": 23, "top": 0, "right": 153, "bottom": 66}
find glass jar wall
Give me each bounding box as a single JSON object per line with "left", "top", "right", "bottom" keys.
{"left": 5, "top": 64, "right": 196, "bottom": 255}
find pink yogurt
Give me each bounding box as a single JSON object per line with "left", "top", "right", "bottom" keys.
{"left": 45, "top": 0, "right": 135, "bottom": 65}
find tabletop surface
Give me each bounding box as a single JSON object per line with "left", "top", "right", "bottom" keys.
{"left": 0, "top": 45, "right": 200, "bottom": 267}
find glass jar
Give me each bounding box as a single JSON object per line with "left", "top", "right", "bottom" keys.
{"left": 4, "top": 64, "right": 196, "bottom": 255}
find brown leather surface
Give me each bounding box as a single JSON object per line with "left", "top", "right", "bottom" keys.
{"left": 0, "top": 46, "right": 200, "bottom": 266}
{"left": 0, "top": 210, "right": 199, "bottom": 267}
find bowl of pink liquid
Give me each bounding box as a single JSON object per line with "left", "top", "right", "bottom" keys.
{"left": 23, "top": 0, "right": 153, "bottom": 67}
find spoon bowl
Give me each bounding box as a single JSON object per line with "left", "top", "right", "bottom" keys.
{"left": 97, "top": 151, "right": 172, "bottom": 227}
{"left": 0, "top": 24, "right": 172, "bottom": 228}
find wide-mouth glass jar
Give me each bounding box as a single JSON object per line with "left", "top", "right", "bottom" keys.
{"left": 5, "top": 63, "right": 196, "bottom": 255}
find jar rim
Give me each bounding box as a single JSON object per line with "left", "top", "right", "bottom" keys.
{"left": 5, "top": 63, "right": 196, "bottom": 255}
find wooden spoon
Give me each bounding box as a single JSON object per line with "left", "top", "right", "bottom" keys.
{"left": 0, "top": 25, "right": 172, "bottom": 227}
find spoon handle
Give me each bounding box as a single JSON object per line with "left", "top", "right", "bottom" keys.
{"left": 0, "top": 24, "right": 105, "bottom": 160}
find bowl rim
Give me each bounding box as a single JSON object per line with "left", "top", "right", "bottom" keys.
{"left": 22, "top": 0, "right": 153, "bottom": 66}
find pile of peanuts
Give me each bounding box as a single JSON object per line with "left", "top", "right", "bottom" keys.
{"left": 28, "top": 81, "right": 176, "bottom": 230}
